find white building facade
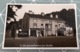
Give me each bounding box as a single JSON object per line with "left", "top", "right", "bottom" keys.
{"left": 22, "top": 13, "right": 74, "bottom": 37}
{"left": 29, "top": 17, "right": 65, "bottom": 37}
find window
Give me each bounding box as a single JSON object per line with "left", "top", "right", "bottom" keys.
{"left": 45, "top": 24, "right": 52, "bottom": 31}
{"left": 55, "top": 14, "right": 58, "bottom": 19}
{"left": 33, "top": 19, "right": 37, "bottom": 22}
{"left": 47, "top": 20, "right": 52, "bottom": 24}
{"left": 50, "top": 14, "right": 53, "bottom": 18}
{"left": 58, "top": 24, "right": 60, "bottom": 27}
{"left": 33, "top": 23, "right": 37, "bottom": 28}
{"left": 41, "top": 24, "right": 43, "bottom": 26}
{"left": 55, "top": 25, "right": 58, "bottom": 27}
{"left": 45, "top": 24, "right": 48, "bottom": 28}
{"left": 55, "top": 25, "right": 58, "bottom": 29}
{"left": 48, "top": 24, "right": 52, "bottom": 28}
{"left": 47, "top": 21, "right": 49, "bottom": 23}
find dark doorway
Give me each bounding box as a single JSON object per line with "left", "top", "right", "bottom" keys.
{"left": 31, "top": 30, "right": 36, "bottom": 36}
{"left": 41, "top": 30, "right": 44, "bottom": 36}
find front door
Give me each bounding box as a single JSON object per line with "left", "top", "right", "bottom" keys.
{"left": 31, "top": 30, "right": 36, "bottom": 36}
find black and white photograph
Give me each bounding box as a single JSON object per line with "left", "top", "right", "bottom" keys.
{"left": 3, "top": 4, "right": 79, "bottom": 49}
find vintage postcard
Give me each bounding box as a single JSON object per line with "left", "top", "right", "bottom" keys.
{"left": 3, "top": 4, "right": 79, "bottom": 49}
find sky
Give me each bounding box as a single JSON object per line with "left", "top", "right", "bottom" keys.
{"left": 11, "top": 4, "right": 76, "bottom": 21}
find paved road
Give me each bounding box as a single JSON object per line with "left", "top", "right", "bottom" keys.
{"left": 4, "top": 36, "right": 77, "bottom": 47}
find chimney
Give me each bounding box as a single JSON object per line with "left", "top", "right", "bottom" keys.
{"left": 29, "top": 10, "right": 33, "bottom": 14}
{"left": 32, "top": 12, "right": 34, "bottom": 14}
{"left": 41, "top": 12, "right": 45, "bottom": 16}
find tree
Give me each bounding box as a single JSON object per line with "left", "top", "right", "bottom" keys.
{"left": 6, "top": 5, "right": 22, "bottom": 29}
{"left": 6, "top": 5, "right": 22, "bottom": 38}
{"left": 7, "top": 5, "right": 22, "bottom": 21}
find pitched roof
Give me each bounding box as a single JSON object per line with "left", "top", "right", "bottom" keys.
{"left": 24, "top": 13, "right": 64, "bottom": 21}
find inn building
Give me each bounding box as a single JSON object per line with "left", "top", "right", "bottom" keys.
{"left": 22, "top": 11, "right": 66, "bottom": 37}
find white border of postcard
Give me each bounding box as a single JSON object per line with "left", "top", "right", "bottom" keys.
{"left": 2, "top": 3, "right": 79, "bottom": 49}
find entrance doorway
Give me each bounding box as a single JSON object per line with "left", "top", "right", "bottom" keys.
{"left": 31, "top": 30, "right": 36, "bottom": 36}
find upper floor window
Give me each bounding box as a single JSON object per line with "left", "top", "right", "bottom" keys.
{"left": 47, "top": 20, "right": 52, "bottom": 24}
{"left": 41, "top": 24, "right": 43, "bottom": 26}
{"left": 47, "top": 20, "right": 49, "bottom": 23}
{"left": 50, "top": 14, "right": 53, "bottom": 18}
{"left": 48, "top": 24, "right": 52, "bottom": 28}
{"left": 33, "top": 23, "right": 37, "bottom": 28}
{"left": 45, "top": 24, "right": 48, "bottom": 28}
{"left": 55, "top": 14, "right": 58, "bottom": 19}
{"left": 33, "top": 19, "right": 37, "bottom": 22}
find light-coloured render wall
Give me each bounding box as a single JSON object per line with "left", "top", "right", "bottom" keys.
{"left": 29, "top": 18, "right": 65, "bottom": 35}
